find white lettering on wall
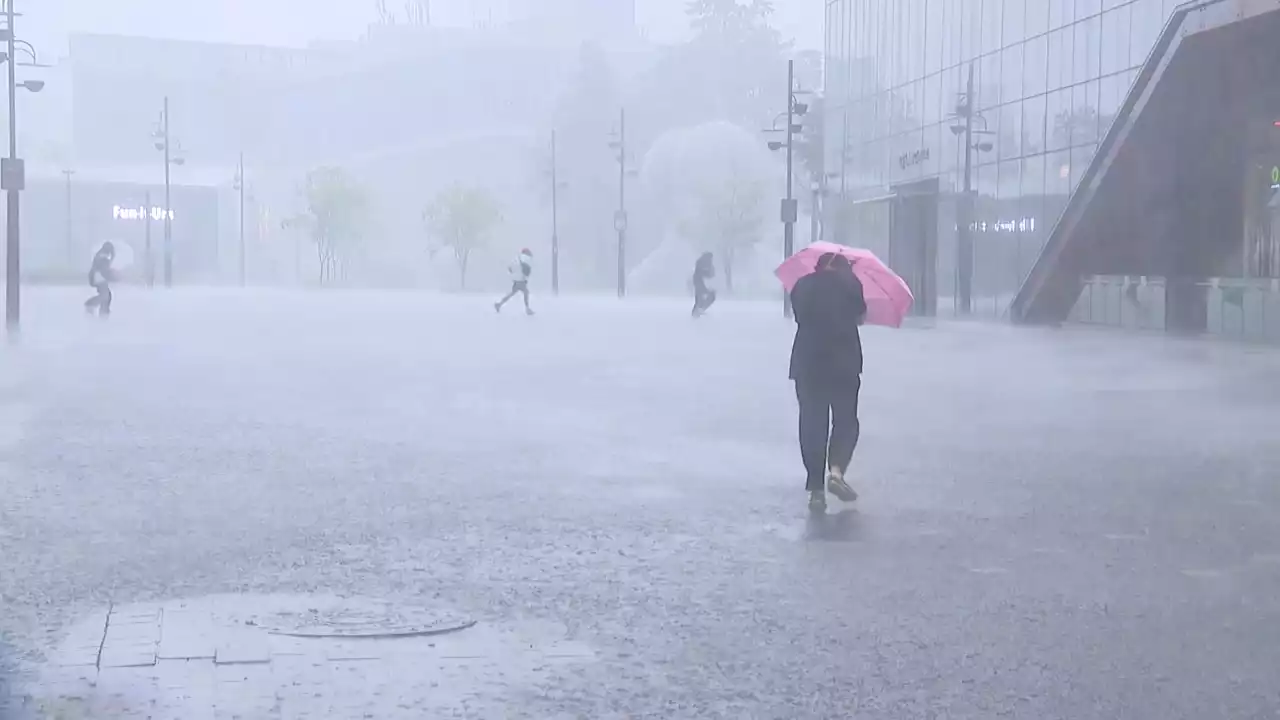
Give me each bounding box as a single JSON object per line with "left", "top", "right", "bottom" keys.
{"left": 113, "top": 204, "right": 174, "bottom": 221}
{"left": 969, "top": 217, "right": 1037, "bottom": 233}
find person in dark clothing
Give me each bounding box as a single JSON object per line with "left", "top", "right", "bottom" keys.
{"left": 495, "top": 248, "right": 535, "bottom": 315}
{"left": 789, "top": 252, "right": 867, "bottom": 512}
{"left": 84, "top": 242, "right": 116, "bottom": 317}
{"left": 691, "top": 252, "right": 717, "bottom": 318}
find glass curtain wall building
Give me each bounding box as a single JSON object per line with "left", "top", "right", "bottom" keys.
{"left": 823, "top": 0, "right": 1194, "bottom": 319}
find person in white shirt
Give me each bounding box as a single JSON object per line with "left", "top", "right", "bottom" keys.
{"left": 494, "top": 248, "right": 535, "bottom": 315}
{"left": 84, "top": 242, "right": 116, "bottom": 317}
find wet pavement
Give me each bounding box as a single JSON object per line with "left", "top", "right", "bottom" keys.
{"left": 2, "top": 287, "right": 1280, "bottom": 719}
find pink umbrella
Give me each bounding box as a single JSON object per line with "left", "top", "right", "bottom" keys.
{"left": 775, "top": 241, "right": 914, "bottom": 328}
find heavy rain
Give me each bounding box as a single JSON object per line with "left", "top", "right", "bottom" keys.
{"left": 2, "top": 1, "right": 1280, "bottom": 718}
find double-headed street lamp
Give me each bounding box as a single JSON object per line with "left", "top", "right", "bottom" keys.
{"left": 764, "top": 59, "right": 810, "bottom": 318}
{"left": 2, "top": 0, "right": 47, "bottom": 336}
{"left": 949, "top": 62, "right": 994, "bottom": 316}
{"left": 151, "top": 96, "right": 184, "bottom": 288}
{"left": 232, "top": 152, "right": 246, "bottom": 287}
{"left": 607, "top": 108, "right": 638, "bottom": 298}
{"left": 547, "top": 130, "right": 568, "bottom": 296}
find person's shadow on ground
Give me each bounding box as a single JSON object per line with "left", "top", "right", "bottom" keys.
{"left": 804, "top": 508, "right": 864, "bottom": 543}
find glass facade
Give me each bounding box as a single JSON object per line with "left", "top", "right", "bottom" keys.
{"left": 823, "top": 0, "right": 1185, "bottom": 316}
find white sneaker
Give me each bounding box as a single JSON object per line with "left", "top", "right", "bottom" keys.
{"left": 826, "top": 466, "right": 857, "bottom": 502}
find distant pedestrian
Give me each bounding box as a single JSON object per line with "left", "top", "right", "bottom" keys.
{"left": 84, "top": 242, "right": 116, "bottom": 317}
{"left": 495, "top": 248, "right": 534, "bottom": 315}
{"left": 691, "top": 251, "right": 717, "bottom": 318}
{"left": 789, "top": 251, "right": 867, "bottom": 512}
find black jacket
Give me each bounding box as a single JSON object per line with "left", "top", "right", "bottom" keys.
{"left": 788, "top": 269, "right": 867, "bottom": 381}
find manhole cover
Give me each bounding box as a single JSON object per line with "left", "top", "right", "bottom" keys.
{"left": 249, "top": 598, "right": 475, "bottom": 639}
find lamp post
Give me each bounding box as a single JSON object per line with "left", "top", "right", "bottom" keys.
{"left": 143, "top": 189, "right": 153, "bottom": 287}
{"left": 233, "top": 151, "right": 246, "bottom": 286}
{"left": 607, "top": 108, "right": 637, "bottom": 298}
{"left": 765, "top": 59, "right": 809, "bottom": 318}
{"left": 2, "top": 0, "right": 46, "bottom": 336}
{"left": 62, "top": 167, "right": 74, "bottom": 267}
{"left": 549, "top": 130, "right": 564, "bottom": 295}
{"left": 949, "top": 63, "right": 994, "bottom": 316}
{"left": 151, "top": 96, "right": 184, "bottom": 288}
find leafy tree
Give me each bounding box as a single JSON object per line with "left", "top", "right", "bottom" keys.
{"left": 681, "top": 173, "right": 767, "bottom": 293}
{"left": 423, "top": 185, "right": 503, "bottom": 290}
{"left": 283, "top": 167, "right": 367, "bottom": 285}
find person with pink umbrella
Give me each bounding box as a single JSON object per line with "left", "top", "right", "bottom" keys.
{"left": 788, "top": 252, "right": 866, "bottom": 512}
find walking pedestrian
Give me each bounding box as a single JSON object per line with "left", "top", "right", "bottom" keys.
{"left": 789, "top": 252, "right": 867, "bottom": 512}
{"left": 691, "top": 251, "right": 717, "bottom": 318}
{"left": 495, "top": 248, "right": 535, "bottom": 315}
{"left": 84, "top": 242, "right": 116, "bottom": 317}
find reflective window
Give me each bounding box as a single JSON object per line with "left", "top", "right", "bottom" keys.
{"left": 922, "top": 71, "right": 942, "bottom": 125}
{"left": 1021, "top": 153, "right": 1046, "bottom": 199}
{"left": 960, "top": 0, "right": 982, "bottom": 60}
{"left": 1026, "top": 0, "right": 1051, "bottom": 37}
{"left": 1098, "top": 72, "right": 1125, "bottom": 137}
{"left": 998, "top": 100, "right": 1023, "bottom": 160}
{"left": 1046, "top": 27, "right": 1072, "bottom": 90}
{"left": 1070, "top": 144, "right": 1098, "bottom": 191}
{"left": 1130, "top": 0, "right": 1165, "bottom": 68}
{"left": 981, "top": 0, "right": 1003, "bottom": 54}
{"left": 1023, "top": 35, "right": 1048, "bottom": 96}
{"left": 1045, "top": 149, "right": 1072, "bottom": 199}
{"left": 1004, "top": 0, "right": 1027, "bottom": 44}
{"left": 1074, "top": 14, "right": 1101, "bottom": 84}
{"left": 1071, "top": 80, "right": 1100, "bottom": 145}
{"left": 1001, "top": 42, "right": 1024, "bottom": 103}
{"left": 1100, "top": 4, "right": 1132, "bottom": 76}
{"left": 1049, "top": 0, "right": 1075, "bottom": 29}
{"left": 979, "top": 51, "right": 1002, "bottom": 109}
{"left": 925, "top": 0, "right": 944, "bottom": 73}
{"left": 1078, "top": 0, "right": 1103, "bottom": 20}
{"left": 1046, "top": 88, "right": 1071, "bottom": 150}
{"left": 997, "top": 167, "right": 1022, "bottom": 244}
{"left": 1022, "top": 93, "right": 1047, "bottom": 155}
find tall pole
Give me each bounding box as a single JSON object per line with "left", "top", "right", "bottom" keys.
{"left": 782, "top": 59, "right": 796, "bottom": 319}
{"left": 63, "top": 168, "right": 74, "bottom": 267}
{"left": 616, "top": 107, "right": 627, "bottom": 299}
{"left": 237, "top": 151, "right": 246, "bottom": 287}
{"left": 809, "top": 184, "right": 820, "bottom": 247}
{"left": 957, "top": 62, "right": 975, "bottom": 316}
{"left": 144, "top": 189, "right": 153, "bottom": 287}
{"left": 162, "top": 96, "right": 173, "bottom": 288}
{"left": 5, "top": 0, "right": 21, "bottom": 334}
{"left": 550, "top": 130, "right": 560, "bottom": 296}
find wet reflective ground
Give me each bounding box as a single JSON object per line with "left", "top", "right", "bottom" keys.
{"left": 2, "top": 288, "right": 1280, "bottom": 718}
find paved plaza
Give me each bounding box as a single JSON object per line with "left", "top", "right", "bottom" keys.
{"left": 2, "top": 287, "right": 1280, "bottom": 719}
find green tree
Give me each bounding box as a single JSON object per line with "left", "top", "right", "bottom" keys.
{"left": 682, "top": 173, "right": 767, "bottom": 293}
{"left": 283, "top": 167, "right": 367, "bottom": 285}
{"left": 423, "top": 185, "right": 503, "bottom": 290}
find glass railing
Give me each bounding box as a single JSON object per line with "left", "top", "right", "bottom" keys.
{"left": 1070, "top": 275, "right": 1280, "bottom": 342}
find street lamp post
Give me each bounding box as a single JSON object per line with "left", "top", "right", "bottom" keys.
{"left": 143, "top": 189, "right": 153, "bottom": 287}
{"left": 62, "top": 168, "right": 75, "bottom": 267}
{"left": 2, "top": 0, "right": 46, "bottom": 336}
{"left": 608, "top": 108, "right": 633, "bottom": 298}
{"left": 152, "top": 96, "right": 184, "bottom": 288}
{"left": 550, "top": 130, "right": 560, "bottom": 296}
{"left": 765, "top": 59, "right": 808, "bottom": 318}
{"left": 949, "top": 63, "right": 994, "bottom": 316}
{"left": 233, "top": 151, "right": 246, "bottom": 287}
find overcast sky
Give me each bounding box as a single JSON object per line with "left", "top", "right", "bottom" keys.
{"left": 24, "top": 0, "right": 822, "bottom": 57}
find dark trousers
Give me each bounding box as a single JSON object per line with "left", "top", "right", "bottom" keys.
{"left": 84, "top": 283, "right": 112, "bottom": 316}
{"left": 794, "top": 373, "right": 861, "bottom": 491}
{"left": 692, "top": 287, "right": 716, "bottom": 316}
{"left": 497, "top": 281, "right": 530, "bottom": 310}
